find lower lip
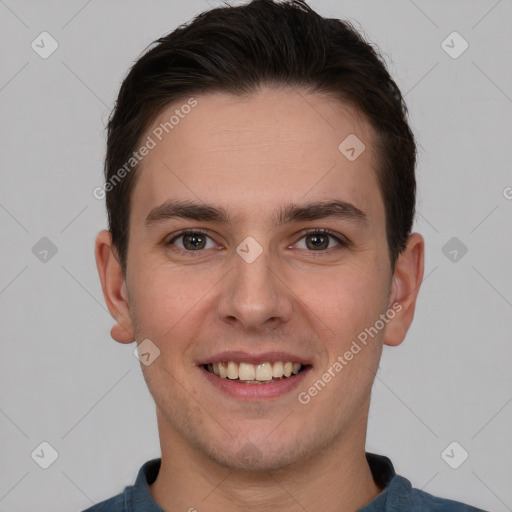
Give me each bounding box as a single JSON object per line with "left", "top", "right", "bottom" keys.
{"left": 200, "top": 366, "right": 311, "bottom": 400}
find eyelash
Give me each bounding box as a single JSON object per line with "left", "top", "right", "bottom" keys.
{"left": 166, "top": 228, "right": 348, "bottom": 255}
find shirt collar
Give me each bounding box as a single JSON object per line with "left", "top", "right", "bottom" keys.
{"left": 127, "top": 452, "right": 397, "bottom": 510}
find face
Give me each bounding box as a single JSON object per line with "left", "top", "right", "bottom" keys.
{"left": 99, "top": 86, "right": 419, "bottom": 472}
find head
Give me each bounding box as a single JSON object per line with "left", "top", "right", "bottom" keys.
{"left": 96, "top": 0, "right": 424, "bottom": 472}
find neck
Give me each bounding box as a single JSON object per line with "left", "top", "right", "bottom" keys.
{"left": 150, "top": 412, "right": 382, "bottom": 512}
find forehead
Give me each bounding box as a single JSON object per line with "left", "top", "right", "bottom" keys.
{"left": 130, "top": 86, "right": 384, "bottom": 231}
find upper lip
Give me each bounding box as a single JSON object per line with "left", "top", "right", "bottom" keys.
{"left": 198, "top": 351, "right": 313, "bottom": 366}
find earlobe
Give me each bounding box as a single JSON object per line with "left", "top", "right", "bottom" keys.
{"left": 94, "top": 229, "right": 135, "bottom": 344}
{"left": 384, "top": 233, "right": 425, "bottom": 347}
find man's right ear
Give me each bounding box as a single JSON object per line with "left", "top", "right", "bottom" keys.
{"left": 94, "top": 229, "right": 135, "bottom": 344}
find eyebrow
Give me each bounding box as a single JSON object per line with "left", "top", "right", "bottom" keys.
{"left": 144, "top": 199, "right": 369, "bottom": 229}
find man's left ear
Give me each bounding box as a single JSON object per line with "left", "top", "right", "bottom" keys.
{"left": 384, "top": 232, "right": 424, "bottom": 347}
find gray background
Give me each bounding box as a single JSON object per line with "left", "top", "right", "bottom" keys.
{"left": 1, "top": 0, "right": 511, "bottom": 510}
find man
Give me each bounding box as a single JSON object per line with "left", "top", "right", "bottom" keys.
{"left": 88, "top": 0, "right": 488, "bottom": 510}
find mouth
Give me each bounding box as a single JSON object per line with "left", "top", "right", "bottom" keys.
{"left": 199, "top": 352, "right": 312, "bottom": 399}
{"left": 203, "top": 361, "right": 308, "bottom": 384}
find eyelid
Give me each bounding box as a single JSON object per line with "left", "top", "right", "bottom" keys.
{"left": 167, "top": 228, "right": 211, "bottom": 241}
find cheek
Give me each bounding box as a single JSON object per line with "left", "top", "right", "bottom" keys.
{"left": 299, "top": 262, "right": 386, "bottom": 341}
{"left": 129, "top": 264, "right": 204, "bottom": 342}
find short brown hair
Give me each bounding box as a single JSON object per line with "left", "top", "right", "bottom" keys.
{"left": 104, "top": 0, "right": 416, "bottom": 274}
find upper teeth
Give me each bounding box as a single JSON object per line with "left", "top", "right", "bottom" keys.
{"left": 207, "top": 361, "right": 302, "bottom": 381}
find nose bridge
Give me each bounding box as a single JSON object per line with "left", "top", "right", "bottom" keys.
{"left": 217, "top": 239, "right": 292, "bottom": 328}
{"left": 236, "top": 248, "right": 274, "bottom": 299}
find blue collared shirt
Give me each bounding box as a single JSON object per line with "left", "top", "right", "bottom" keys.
{"left": 81, "top": 453, "right": 488, "bottom": 511}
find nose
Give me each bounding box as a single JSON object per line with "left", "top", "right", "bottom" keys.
{"left": 216, "top": 245, "right": 294, "bottom": 332}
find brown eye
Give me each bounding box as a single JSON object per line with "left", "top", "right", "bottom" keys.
{"left": 295, "top": 229, "right": 346, "bottom": 251}
{"left": 305, "top": 233, "right": 330, "bottom": 250}
{"left": 168, "top": 231, "right": 215, "bottom": 251}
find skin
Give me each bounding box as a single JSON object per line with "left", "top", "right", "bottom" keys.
{"left": 95, "top": 86, "right": 424, "bottom": 512}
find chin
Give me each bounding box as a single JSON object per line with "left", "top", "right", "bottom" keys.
{"left": 203, "top": 436, "right": 311, "bottom": 474}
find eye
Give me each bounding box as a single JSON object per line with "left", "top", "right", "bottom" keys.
{"left": 167, "top": 230, "right": 217, "bottom": 251}
{"left": 165, "top": 228, "right": 348, "bottom": 254}
{"left": 294, "top": 229, "right": 347, "bottom": 251}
